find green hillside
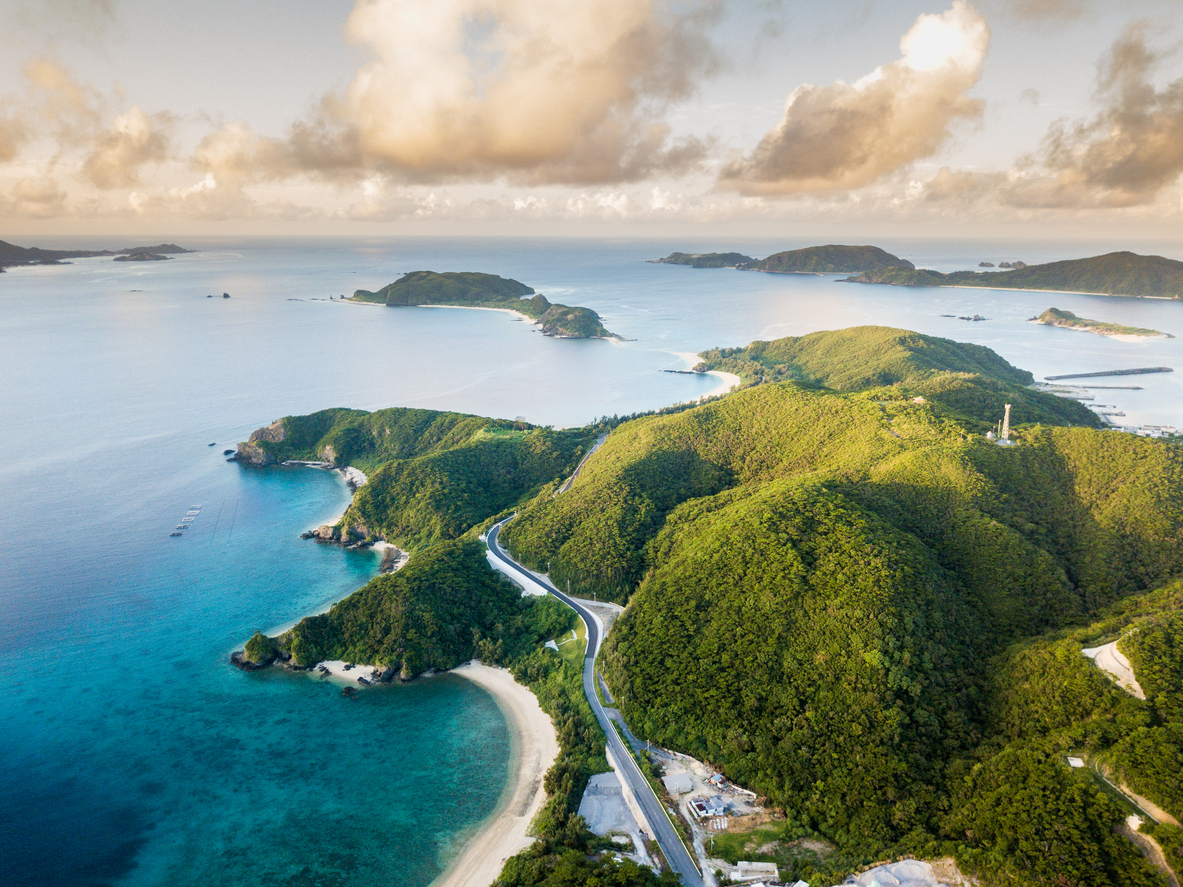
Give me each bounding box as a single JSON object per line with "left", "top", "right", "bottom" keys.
{"left": 352, "top": 270, "right": 616, "bottom": 338}
{"left": 697, "top": 326, "right": 1101, "bottom": 428}
{"left": 233, "top": 326, "right": 1183, "bottom": 886}
{"left": 235, "top": 406, "right": 595, "bottom": 549}
{"left": 752, "top": 244, "right": 914, "bottom": 273}
{"left": 847, "top": 251, "right": 1183, "bottom": 298}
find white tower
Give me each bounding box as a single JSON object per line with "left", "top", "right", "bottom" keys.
{"left": 1002, "top": 403, "right": 1012, "bottom": 441}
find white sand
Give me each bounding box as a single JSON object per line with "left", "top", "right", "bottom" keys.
{"left": 313, "top": 659, "right": 384, "bottom": 683}
{"left": 1083, "top": 640, "right": 1146, "bottom": 699}
{"left": 433, "top": 662, "right": 560, "bottom": 887}
{"left": 673, "top": 351, "right": 741, "bottom": 400}
{"left": 419, "top": 304, "right": 535, "bottom": 323}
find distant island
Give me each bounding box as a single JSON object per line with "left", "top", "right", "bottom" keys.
{"left": 651, "top": 251, "right": 756, "bottom": 268}
{"left": 844, "top": 250, "right": 1183, "bottom": 299}
{"left": 1031, "top": 307, "right": 1172, "bottom": 339}
{"left": 352, "top": 270, "right": 617, "bottom": 339}
{"left": 114, "top": 252, "right": 172, "bottom": 262}
{"left": 653, "top": 244, "right": 914, "bottom": 274}
{"left": 0, "top": 239, "right": 194, "bottom": 272}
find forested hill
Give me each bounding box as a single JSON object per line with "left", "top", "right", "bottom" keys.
{"left": 498, "top": 330, "right": 1183, "bottom": 882}
{"left": 234, "top": 326, "right": 1183, "bottom": 886}
{"left": 846, "top": 250, "right": 1183, "bottom": 298}
{"left": 697, "top": 325, "right": 1101, "bottom": 428}
{"left": 749, "top": 243, "right": 913, "bottom": 273}
{"left": 351, "top": 270, "right": 616, "bottom": 338}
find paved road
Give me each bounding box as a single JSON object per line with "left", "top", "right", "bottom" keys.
{"left": 557, "top": 433, "right": 608, "bottom": 494}
{"left": 487, "top": 519, "right": 702, "bottom": 887}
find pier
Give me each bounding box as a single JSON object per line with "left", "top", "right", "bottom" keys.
{"left": 1045, "top": 367, "right": 1173, "bottom": 381}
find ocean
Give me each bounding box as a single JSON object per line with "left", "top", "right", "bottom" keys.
{"left": 2, "top": 236, "right": 1182, "bottom": 886}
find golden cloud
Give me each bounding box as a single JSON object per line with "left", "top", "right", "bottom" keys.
{"left": 82, "top": 107, "right": 172, "bottom": 188}
{"left": 1005, "top": 24, "right": 1183, "bottom": 208}
{"left": 719, "top": 1, "right": 990, "bottom": 195}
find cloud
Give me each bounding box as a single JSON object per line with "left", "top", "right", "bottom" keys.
{"left": 719, "top": 1, "right": 990, "bottom": 195}
{"left": 8, "top": 0, "right": 117, "bottom": 38}
{"left": 6, "top": 176, "right": 68, "bottom": 217}
{"left": 82, "top": 107, "right": 172, "bottom": 188}
{"left": 999, "top": 23, "right": 1183, "bottom": 208}
{"left": 294, "top": 0, "right": 718, "bottom": 184}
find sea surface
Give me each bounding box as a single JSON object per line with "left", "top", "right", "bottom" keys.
{"left": 3, "top": 236, "right": 1183, "bottom": 886}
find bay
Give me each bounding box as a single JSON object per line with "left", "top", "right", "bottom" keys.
{"left": 2, "top": 235, "right": 1181, "bottom": 886}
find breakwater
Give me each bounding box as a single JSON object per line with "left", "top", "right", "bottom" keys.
{"left": 1045, "top": 366, "right": 1173, "bottom": 381}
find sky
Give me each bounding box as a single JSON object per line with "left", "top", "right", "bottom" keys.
{"left": 4, "top": 0, "right": 1183, "bottom": 239}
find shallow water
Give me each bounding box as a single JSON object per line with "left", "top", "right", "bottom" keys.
{"left": 2, "top": 236, "right": 1181, "bottom": 886}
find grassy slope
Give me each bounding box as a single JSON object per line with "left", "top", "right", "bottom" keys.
{"left": 699, "top": 326, "right": 1101, "bottom": 429}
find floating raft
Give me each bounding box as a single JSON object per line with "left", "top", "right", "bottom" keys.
{"left": 1045, "top": 366, "right": 1173, "bottom": 381}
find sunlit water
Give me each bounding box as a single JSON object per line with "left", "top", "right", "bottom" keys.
{"left": 2, "top": 236, "right": 1181, "bottom": 886}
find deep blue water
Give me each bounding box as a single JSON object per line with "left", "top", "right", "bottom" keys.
{"left": 3, "top": 236, "right": 1182, "bottom": 886}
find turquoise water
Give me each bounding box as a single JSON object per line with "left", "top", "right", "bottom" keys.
{"left": 3, "top": 236, "right": 1183, "bottom": 886}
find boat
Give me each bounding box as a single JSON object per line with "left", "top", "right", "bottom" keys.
{"left": 170, "top": 532, "right": 183, "bottom": 537}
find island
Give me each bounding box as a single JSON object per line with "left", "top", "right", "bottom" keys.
{"left": 114, "top": 252, "right": 171, "bottom": 262}
{"left": 229, "top": 324, "right": 1183, "bottom": 887}
{"left": 351, "top": 270, "right": 617, "bottom": 339}
{"left": 1031, "top": 307, "right": 1172, "bottom": 339}
{"left": 652, "top": 244, "right": 913, "bottom": 273}
{"left": 844, "top": 250, "right": 1183, "bottom": 298}
{"left": 0, "top": 239, "right": 194, "bottom": 272}
{"left": 651, "top": 251, "right": 756, "bottom": 268}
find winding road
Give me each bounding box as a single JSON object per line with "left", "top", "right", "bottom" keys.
{"left": 486, "top": 519, "right": 703, "bottom": 887}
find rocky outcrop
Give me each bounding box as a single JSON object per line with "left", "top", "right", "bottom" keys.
{"left": 231, "top": 650, "right": 276, "bottom": 671}
{"left": 232, "top": 419, "right": 286, "bottom": 465}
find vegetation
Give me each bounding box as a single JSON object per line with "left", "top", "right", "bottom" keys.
{"left": 846, "top": 251, "right": 1183, "bottom": 298}
{"left": 750, "top": 244, "right": 914, "bottom": 273}
{"left": 695, "top": 326, "right": 1102, "bottom": 428}
{"left": 1033, "top": 307, "right": 1170, "bottom": 338}
{"left": 652, "top": 252, "right": 756, "bottom": 268}
{"left": 243, "top": 630, "right": 278, "bottom": 665}
{"left": 237, "top": 324, "right": 1183, "bottom": 886}
{"left": 351, "top": 270, "right": 616, "bottom": 338}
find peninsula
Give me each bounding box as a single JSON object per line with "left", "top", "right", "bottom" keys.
{"left": 845, "top": 250, "right": 1183, "bottom": 298}
{"left": 351, "top": 270, "right": 616, "bottom": 338}
{"left": 229, "top": 325, "right": 1183, "bottom": 887}
{"left": 0, "top": 239, "right": 194, "bottom": 271}
{"left": 652, "top": 244, "right": 913, "bottom": 273}
{"left": 1031, "top": 307, "right": 1172, "bottom": 339}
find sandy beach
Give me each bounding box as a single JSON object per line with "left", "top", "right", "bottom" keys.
{"left": 673, "top": 351, "right": 741, "bottom": 400}
{"left": 433, "top": 662, "right": 560, "bottom": 887}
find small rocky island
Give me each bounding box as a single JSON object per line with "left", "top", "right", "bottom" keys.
{"left": 1030, "top": 307, "right": 1172, "bottom": 339}
{"left": 352, "top": 270, "right": 616, "bottom": 339}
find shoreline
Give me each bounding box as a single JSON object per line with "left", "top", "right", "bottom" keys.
{"left": 1028, "top": 320, "right": 1172, "bottom": 342}
{"left": 942, "top": 283, "right": 1181, "bottom": 300}
{"left": 673, "top": 350, "right": 741, "bottom": 399}
{"left": 432, "top": 662, "right": 560, "bottom": 887}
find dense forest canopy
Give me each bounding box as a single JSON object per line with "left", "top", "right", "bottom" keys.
{"left": 237, "top": 325, "right": 1183, "bottom": 886}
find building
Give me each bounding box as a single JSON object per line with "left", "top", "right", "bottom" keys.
{"left": 662, "top": 772, "right": 692, "bottom": 795}
{"left": 734, "top": 861, "right": 780, "bottom": 882}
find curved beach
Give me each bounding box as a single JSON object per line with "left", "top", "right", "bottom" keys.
{"left": 434, "top": 662, "right": 560, "bottom": 887}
